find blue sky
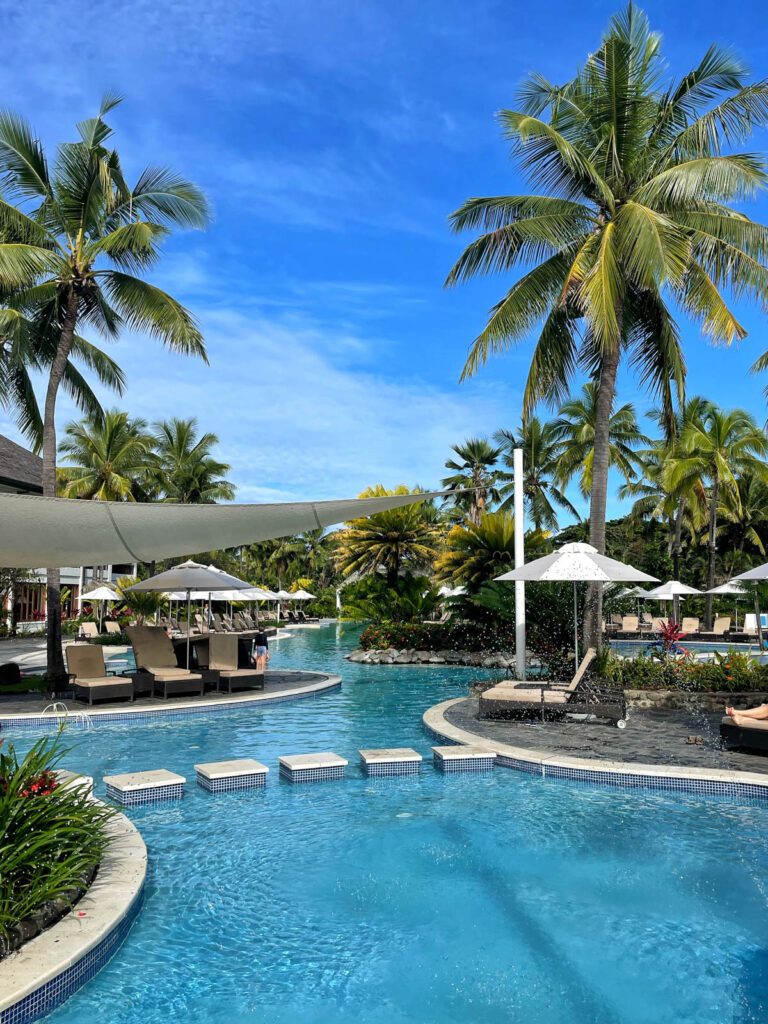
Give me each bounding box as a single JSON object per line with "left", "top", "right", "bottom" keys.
{"left": 1, "top": 0, "right": 768, "bottom": 523}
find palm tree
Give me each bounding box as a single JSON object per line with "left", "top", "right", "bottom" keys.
{"left": 152, "top": 418, "right": 234, "bottom": 504}
{"left": 495, "top": 419, "right": 577, "bottom": 531}
{"left": 435, "top": 511, "right": 549, "bottom": 589}
{"left": 336, "top": 486, "right": 438, "bottom": 588}
{"left": 666, "top": 406, "right": 768, "bottom": 627}
{"left": 718, "top": 472, "right": 768, "bottom": 574}
{"left": 57, "top": 410, "right": 153, "bottom": 500}
{"left": 441, "top": 438, "right": 502, "bottom": 525}
{"left": 552, "top": 383, "right": 649, "bottom": 499}
{"left": 445, "top": 4, "right": 768, "bottom": 645}
{"left": 0, "top": 96, "right": 209, "bottom": 678}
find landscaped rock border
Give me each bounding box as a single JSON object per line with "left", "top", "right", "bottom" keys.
{"left": 345, "top": 648, "right": 519, "bottom": 669}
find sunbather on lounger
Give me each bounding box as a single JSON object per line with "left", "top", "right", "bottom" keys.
{"left": 726, "top": 702, "right": 768, "bottom": 726}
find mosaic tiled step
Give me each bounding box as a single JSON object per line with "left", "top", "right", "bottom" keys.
{"left": 195, "top": 758, "right": 269, "bottom": 792}
{"left": 103, "top": 769, "right": 186, "bottom": 806}
{"left": 278, "top": 752, "right": 348, "bottom": 784}
{"left": 432, "top": 745, "right": 496, "bottom": 773}
{"left": 359, "top": 748, "right": 423, "bottom": 777}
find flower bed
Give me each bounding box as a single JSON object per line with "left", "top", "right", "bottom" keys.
{"left": 359, "top": 622, "right": 514, "bottom": 652}
{"left": 602, "top": 650, "right": 768, "bottom": 693}
{"left": 0, "top": 733, "right": 115, "bottom": 958}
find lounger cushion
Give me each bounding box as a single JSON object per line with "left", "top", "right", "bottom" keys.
{"left": 483, "top": 687, "right": 567, "bottom": 704}
{"left": 150, "top": 670, "right": 203, "bottom": 683}
{"left": 142, "top": 666, "right": 193, "bottom": 677}
{"left": 73, "top": 676, "right": 123, "bottom": 688}
{"left": 66, "top": 644, "right": 107, "bottom": 680}
{"left": 127, "top": 626, "right": 179, "bottom": 670}
{"left": 721, "top": 715, "right": 768, "bottom": 731}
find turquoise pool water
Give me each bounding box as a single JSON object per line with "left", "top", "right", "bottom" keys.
{"left": 7, "top": 624, "right": 768, "bottom": 1024}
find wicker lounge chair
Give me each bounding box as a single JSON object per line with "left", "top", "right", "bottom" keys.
{"left": 720, "top": 715, "right": 768, "bottom": 752}
{"left": 206, "top": 634, "right": 265, "bottom": 693}
{"left": 682, "top": 617, "right": 700, "bottom": 634}
{"left": 66, "top": 645, "right": 133, "bottom": 706}
{"left": 126, "top": 625, "right": 205, "bottom": 699}
{"left": 78, "top": 621, "right": 100, "bottom": 640}
{"left": 620, "top": 616, "right": 639, "bottom": 635}
{"left": 104, "top": 621, "right": 121, "bottom": 635}
{"left": 478, "top": 648, "right": 626, "bottom": 726}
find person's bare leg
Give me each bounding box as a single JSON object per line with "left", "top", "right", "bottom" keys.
{"left": 726, "top": 703, "right": 768, "bottom": 722}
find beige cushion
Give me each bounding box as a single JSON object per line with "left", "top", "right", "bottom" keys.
{"left": 151, "top": 671, "right": 203, "bottom": 683}
{"left": 218, "top": 669, "right": 263, "bottom": 679}
{"left": 127, "top": 626, "right": 178, "bottom": 670}
{"left": 209, "top": 634, "right": 238, "bottom": 671}
{"left": 66, "top": 644, "right": 106, "bottom": 681}
{"left": 484, "top": 687, "right": 567, "bottom": 704}
{"left": 73, "top": 676, "right": 125, "bottom": 688}
{"left": 722, "top": 715, "right": 768, "bottom": 731}
{"left": 143, "top": 666, "right": 196, "bottom": 677}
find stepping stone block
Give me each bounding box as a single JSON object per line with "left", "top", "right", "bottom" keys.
{"left": 278, "top": 752, "right": 347, "bottom": 784}
{"left": 359, "top": 748, "right": 423, "bottom": 777}
{"left": 103, "top": 769, "right": 186, "bottom": 806}
{"left": 195, "top": 758, "right": 269, "bottom": 793}
{"left": 432, "top": 745, "right": 496, "bottom": 773}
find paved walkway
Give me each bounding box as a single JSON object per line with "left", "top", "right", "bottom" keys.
{"left": 444, "top": 697, "right": 768, "bottom": 777}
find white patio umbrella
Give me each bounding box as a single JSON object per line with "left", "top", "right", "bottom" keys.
{"left": 496, "top": 542, "right": 658, "bottom": 663}
{"left": 125, "top": 560, "right": 252, "bottom": 667}
{"left": 290, "top": 589, "right": 316, "bottom": 600}
{"left": 705, "top": 580, "right": 749, "bottom": 629}
{"left": 645, "top": 580, "right": 701, "bottom": 624}
{"left": 616, "top": 585, "right": 656, "bottom": 620}
{"left": 731, "top": 564, "right": 768, "bottom": 644}
{"left": 81, "top": 583, "right": 121, "bottom": 632}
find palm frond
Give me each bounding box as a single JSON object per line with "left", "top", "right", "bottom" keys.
{"left": 100, "top": 271, "right": 207, "bottom": 360}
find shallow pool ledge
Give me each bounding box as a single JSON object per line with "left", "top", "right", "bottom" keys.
{"left": 0, "top": 807, "right": 147, "bottom": 1024}
{"left": 423, "top": 698, "right": 768, "bottom": 801}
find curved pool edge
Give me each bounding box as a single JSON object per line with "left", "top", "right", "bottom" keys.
{"left": 0, "top": 806, "right": 147, "bottom": 1024}
{"left": 423, "top": 698, "right": 768, "bottom": 801}
{"left": 0, "top": 672, "right": 343, "bottom": 730}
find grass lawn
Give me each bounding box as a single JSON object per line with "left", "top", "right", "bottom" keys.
{"left": 0, "top": 674, "right": 48, "bottom": 694}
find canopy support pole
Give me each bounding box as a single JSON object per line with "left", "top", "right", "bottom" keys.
{"left": 514, "top": 448, "right": 526, "bottom": 680}
{"left": 186, "top": 589, "right": 192, "bottom": 669}
{"left": 573, "top": 582, "right": 579, "bottom": 665}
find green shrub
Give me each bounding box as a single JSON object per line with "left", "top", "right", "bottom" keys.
{"left": 597, "top": 648, "right": 768, "bottom": 693}
{"left": 359, "top": 621, "right": 515, "bottom": 651}
{"left": 89, "top": 632, "right": 129, "bottom": 646}
{"left": 0, "top": 732, "right": 115, "bottom": 950}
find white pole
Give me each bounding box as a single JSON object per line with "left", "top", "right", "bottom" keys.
{"left": 573, "top": 582, "right": 579, "bottom": 664}
{"left": 186, "top": 589, "right": 192, "bottom": 668}
{"left": 514, "top": 447, "right": 526, "bottom": 680}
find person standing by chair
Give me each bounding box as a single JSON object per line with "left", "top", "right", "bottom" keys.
{"left": 253, "top": 626, "right": 270, "bottom": 671}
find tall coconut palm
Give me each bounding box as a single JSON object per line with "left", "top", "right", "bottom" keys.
{"left": 666, "top": 406, "right": 768, "bottom": 627}
{"left": 441, "top": 437, "right": 502, "bottom": 525}
{"left": 552, "top": 383, "right": 649, "bottom": 498}
{"left": 718, "top": 471, "right": 768, "bottom": 574}
{"left": 336, "top": 486, "right": 438, "bottom": 588}
{"left": 152, "top": 418, "right": 234, "bottom": 504}
{"left": 435, "top": 511, "right": 549, "bottom": 589}
{"left": 445, "top": 4, "right": 768, "bottom": 645}
{"left": 494, "top": 418, "right": 577, "bottom": 531}
{"left": 0, "top": 95, "right": 209, "bottom": 678}
{"left": 57, "top": 410, "right": 153, "bottom": 501}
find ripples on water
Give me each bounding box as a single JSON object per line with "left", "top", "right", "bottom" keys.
{"left": 8, "top": 624, "right": 768, "bottom": 1024}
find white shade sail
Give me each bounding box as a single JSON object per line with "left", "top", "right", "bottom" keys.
{"left": 645, "top": 580, "right": 701, "bottom": 600}
{"left": 0, "top": 490, "right": 450, "bottom": 569}
{"left": 495, "top": 542, "right": 658, "bottom": 584}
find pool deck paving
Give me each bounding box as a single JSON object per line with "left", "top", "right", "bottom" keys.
{"left": 442, "top": 697, "right": 768, "bottom": 777}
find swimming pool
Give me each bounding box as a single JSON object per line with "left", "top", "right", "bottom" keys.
{"left": 7, "top": 624, "right": 768, "bottom": 1023}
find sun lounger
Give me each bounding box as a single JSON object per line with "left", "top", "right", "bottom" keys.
{"left": 620, "top": 616, "right": 639, "bottom": 635}
{"left": 720, "top": 715, "right": 768, "bottom": 752}
{"left": 78, "top": 621, "right": 100, "bottom": 640}
{"left": 104, "top": 621, "right": 121, "bottom": 635}
{"left": 681, "top": 617, "right": 699, "bottom": 634}
{"left": 66, "top": 644, "right": 133, "bottom": 706}
{"left": 126, "top": 625, "right": 205, "bottom": 699}
{"left": 297, "top": 610, "right": 318, "bottom": 623}
{"left": 206, "top": 634, "right": 265, "bottom": 693}
{"left": 479, "top": 648, "right": 626, "bottom": 725}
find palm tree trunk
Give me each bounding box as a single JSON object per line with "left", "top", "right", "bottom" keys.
{"left": 704, "top": 478, "right": 719, "bottom": 630}
{"left": 585, "top": 342, "right": 621, "bottom": 650}
{"left": 43, "top": 289, "right": 79, "bottom": 686}
{"left": 673, "top": 498, "right": 684, "bottom": 580}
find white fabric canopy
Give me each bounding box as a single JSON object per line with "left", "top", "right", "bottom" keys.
{"left": 81, "top": 584, "right": 121, "bottom": 602}
{"left": 706, "top": 581, "right": 748, "bottom": 596}
{"left": 0, "top": 490, "right": 448, "bottom": 568}
{"left": 495, "top": 542, "right": 658, "bottom": 584}
{"left": 273, "top": 590, "right": 293, "bottom": 600}
{"left": 645, "top": 580, "right": 701, "bottom": 600}
{"left": 733, "top": 562, "right": 768, "bottom": 582}
{"left": 290, "top": 589, "right": 316, "bottom": 600}
{"left": 125, "top": 560, "right": 251, "bottom": 594}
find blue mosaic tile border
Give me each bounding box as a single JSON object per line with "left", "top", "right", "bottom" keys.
{"left": 279, "top": 764, "right": 345, "bottom": 784}
{"left": 196, "top": 772, "right": 267, "bottom": 792}
{"left": 434, "top": 754, "right": 496, "bottom": 773}
{"left": 363, "top": 761, "right": 421, "bottom": 777}
{"left": 105, "top": 782, "right": 184, "bottom": 806}
{"left": 1, "top": 881, "right": 144, "bottom": 1024}
{"left": 0, "top": 680, "right": 342, "bottom": 731}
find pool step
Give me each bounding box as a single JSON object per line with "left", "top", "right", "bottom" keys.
{"left": 278, "top": 752, "right": 348, "bottom": 783}
{"left": 103, "top": 769, "right": 186, "bottom": 805}
{"left": 359, "top": 748, "right": 423, "bottom": 777}
{"left": 195, "top": 758, "right": 269, "bottom": 792}
{"left": 432, "top": 745, "right": 496, "bottom": 773}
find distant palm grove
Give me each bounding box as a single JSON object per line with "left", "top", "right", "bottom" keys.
{"left": 3, "top": 5, "right": 768, "bottom": 668}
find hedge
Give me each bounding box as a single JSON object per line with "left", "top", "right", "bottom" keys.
{"left": 359, "top": 622, "right": 515, "bottom": 652}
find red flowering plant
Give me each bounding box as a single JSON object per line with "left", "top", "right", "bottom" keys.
{"left": 646, "top": 620, "right": 691, "bottom": 661}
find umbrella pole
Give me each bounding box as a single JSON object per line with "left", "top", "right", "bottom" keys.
{"left": 186, "top": 590, "right": 192, "bottom": 669}
{"left": 573, "top": 582, "right": 579, "bottom": 665}
{"left": 755, "top": 593, "right": 765, "bottom": 649}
